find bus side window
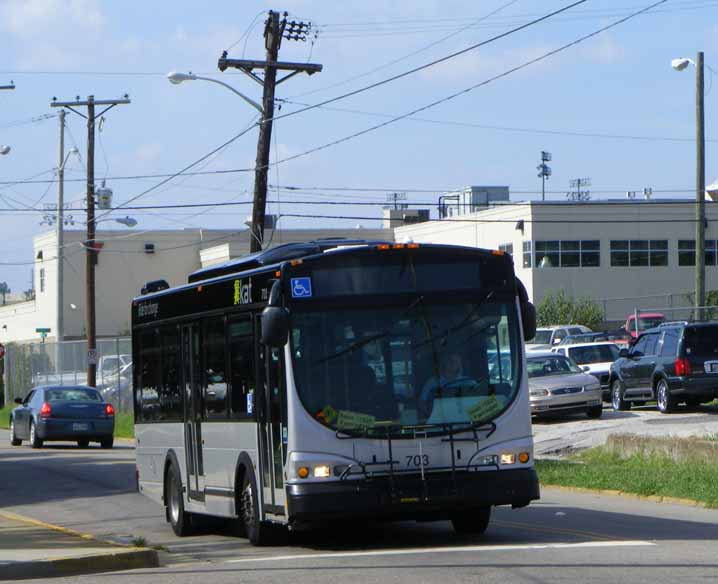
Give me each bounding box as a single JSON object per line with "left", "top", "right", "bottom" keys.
{"left": 229, "top": 319, "right": 255, "bottom": 417}
{"left": 203, "top": 317, "right": 228, "bottom": 419}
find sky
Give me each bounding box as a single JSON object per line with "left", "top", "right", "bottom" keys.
{"left": 0, "top": 0, "right": 717, "bottom": 292}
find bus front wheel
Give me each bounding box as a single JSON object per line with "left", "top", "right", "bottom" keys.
{"left": 451, "top": 506, "right": 491, "bottom": 535}
{"left": 240, "top": 468, "right": 271, "bottom": 546}
{"left": 166, "top": 463, "right": 195, "bottom": 537}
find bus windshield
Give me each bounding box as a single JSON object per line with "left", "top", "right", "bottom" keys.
{"left": 290, "top": 297, "right": 520, "bottom": 436}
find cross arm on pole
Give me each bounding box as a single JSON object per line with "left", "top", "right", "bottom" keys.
{"left": 218, "top": 57, "right": 322, "bottom": 75}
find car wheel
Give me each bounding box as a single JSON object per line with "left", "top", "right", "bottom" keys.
{"left": 77, "top": 438, "right": 90, "bottom": 448}
{"left": 9, "top": 418, "right": 21, "bottom": 446}
{"left": 451, "top": 506, "right": 491, "bottom": 535}
{"left": 611, "top": 380, "right": 631, "bottom": 411}
{"left": 166, "top": 462, "right": 195, "bottom": 537}
{"left": 586, "top": 404, "right": 603, "bottom": 419}
{"left": 100, "top": 437, "right": 114, "bottom": 449}
{"left": 240, "top": 467, "right": 271, "bottom": 546}
{"left": 656, "top": 379, "right": 676, "bottom": 414}
{"left": 29, "top": 421, "right": 43, "bottom": 449}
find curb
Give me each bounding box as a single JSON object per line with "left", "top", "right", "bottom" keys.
{"left": 542, "top": 483, "right": 709, "bottom": 508}
{"left": 0, "top": 549, "right": 159, "bottom": 581}
{"left": 0, "top": 510, "right": 159, "bottom": 580}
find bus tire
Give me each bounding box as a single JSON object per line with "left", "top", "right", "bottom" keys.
{"left": 451, "top": 506, "right": 491, "bottom": 536}
{"left": 165, "top": 460, "right": 195, "bottom": 537}
{"left": 239, "top": 465, "right": 270, "bottom": 546}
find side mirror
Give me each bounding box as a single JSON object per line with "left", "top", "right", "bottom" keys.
{"left": 515, "top": 277, "right": 536, "bottom": 342}
{"left": 618, "top": 348, "right": 629, "bottom": 358}
{"left": 261, "top": 306, "right": 290, "bottom": 347}
{"left": 14, "top": 397, "right": 22, "bottom": 404}
{"left": 581, "top": 365, "right": 591, "bottom": 372}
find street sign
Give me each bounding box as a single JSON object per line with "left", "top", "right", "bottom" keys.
{"left": 87, "top": 349, "right": 98, "bottom": 366}
{"left": 35, "top": 327, "right": 51, "bottom": 333}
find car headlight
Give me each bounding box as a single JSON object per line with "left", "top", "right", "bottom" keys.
{"left": 530, "top": 389, "right": 549, "bottom": 397}
{"left": 583, "top": 384, "right": 601, "bottom": 392}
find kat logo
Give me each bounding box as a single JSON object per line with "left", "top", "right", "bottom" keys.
{"left": 233, "top": 279, "right": 252, "bottom": 305}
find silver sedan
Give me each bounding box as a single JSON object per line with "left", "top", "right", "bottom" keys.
{"left": 527, "top": 352, "right": 603, "bottom": 419}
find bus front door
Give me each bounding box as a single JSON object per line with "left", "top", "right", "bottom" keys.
{"left": 182, "top": 323, "right": 205, "bottom": 502}
{"left": 257, "top": 339, "right": 287, "bottom": 516}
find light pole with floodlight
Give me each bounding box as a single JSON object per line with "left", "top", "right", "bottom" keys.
{"left": 672, "top": 53, "right": 711, "bottom": 320}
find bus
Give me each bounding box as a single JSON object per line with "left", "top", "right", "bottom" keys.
{"left": 132, "top": 239, "right": 539, "bottom": 544}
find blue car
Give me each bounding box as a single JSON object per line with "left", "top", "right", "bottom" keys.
{"left": 10, "top": 386, "right": 115, "bottom": 449}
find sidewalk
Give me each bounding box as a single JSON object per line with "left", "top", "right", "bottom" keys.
{"left": 0, "top": 510, "right": 158, "bottom": 580}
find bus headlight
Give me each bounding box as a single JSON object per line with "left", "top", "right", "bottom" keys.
{"left": 500, "top": 453, "right": 516, "bottom": 465}
{"left": 313, "top": 465, "right": 331, "bottom": 478}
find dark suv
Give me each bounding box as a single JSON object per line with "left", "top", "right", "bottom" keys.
{"left": 609, "top": 322, "right": 718, "bottom": 413}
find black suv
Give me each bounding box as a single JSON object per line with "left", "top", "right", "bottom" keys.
{"left": 609, "top": 322, "right": 718, "bottom": 413}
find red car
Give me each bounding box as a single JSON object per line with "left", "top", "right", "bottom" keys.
{"left": 624, "top": 312, "right": 665, "bottom": 338}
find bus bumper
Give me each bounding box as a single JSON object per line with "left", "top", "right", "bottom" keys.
{"left": 286, "top": 468, "right": 539, "bottom": 525}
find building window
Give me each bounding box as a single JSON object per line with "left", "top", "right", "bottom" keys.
{"left": 678, "top": 239, "right": 718, "bottom": 266}
{"left": 522, "top": 241, "right": 532, "bottom": 268}
{"left": 39, "top": 268, "right": 45, "bottom": 293}
{"left": 499, "top": 243, "right": 513, "bottom": 256}
{"left": 534, "top": 240, "right": 600, "bottom": 268}
{"left": 611, "top": 240, "right": 668, "bottom": 267}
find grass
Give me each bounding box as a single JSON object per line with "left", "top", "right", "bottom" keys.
{"left": 536, "top": 446, "right": 718, "bottom": 508}
{"left": 0, "top": 404, "right": 134, "bottom": 439}
{"left": 130, "top": 536, "right": 147, "bottom": 548}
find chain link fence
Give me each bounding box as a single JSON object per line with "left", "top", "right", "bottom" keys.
{"left": 2, "top": 338, "right": 133, "bottom": 413}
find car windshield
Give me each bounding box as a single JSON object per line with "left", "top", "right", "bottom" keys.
{"left": 570, "top": 345, "right": 619, "bottom": 364}
{"left": 531, "top": 330, "right": 553, "bottom": 344}
{"left": 527, "top": 355, "right": 582, "bottom": 378}
{"left": 45, "top": 388, "right": 101, "bottom": 401}
{"left": 638, "top": 316, "right": 664, "bottom": 330}
{"left": 290, "top": 298, "right": 520, "bottom": 436}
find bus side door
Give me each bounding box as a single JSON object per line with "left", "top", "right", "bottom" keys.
{"left": 256, "top": 316, "right": 287, "bottom": 516}
{"left": 182, "top": 323, "right": 205, "bottom": 502}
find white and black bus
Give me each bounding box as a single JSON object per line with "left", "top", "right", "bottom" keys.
{"left": 132, "top": 240, "right": 539, "bottom": 544}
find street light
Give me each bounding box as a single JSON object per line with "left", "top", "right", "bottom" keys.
{"left": 672, "top": 52, "right": 707, "bottom": 321}
{"left": 166, "top": 71, "right": 263, "bottom": 113}
{"left": 94, "top": 216, "right": 138, "bottom": 228}
{"left": 0, "top": 145, "right": 10, "bottom": 155}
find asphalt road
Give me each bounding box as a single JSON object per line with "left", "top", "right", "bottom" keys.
{"left": 2, "top": 426, "right": 718, "bottom": 583}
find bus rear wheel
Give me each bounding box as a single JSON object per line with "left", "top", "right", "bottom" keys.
{"left": 451, "top": 506, "right": 491, "bottom": 535}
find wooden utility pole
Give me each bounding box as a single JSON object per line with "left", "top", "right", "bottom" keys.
{"left": 218, "top": 10, "right": 321, "bottom": 252}
{"left": 50, "top": 95, "right": 130, "bottom": 387}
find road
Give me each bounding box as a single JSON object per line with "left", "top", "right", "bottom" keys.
{"left": 2, "top": 425, "right": 718, "bottom": 583}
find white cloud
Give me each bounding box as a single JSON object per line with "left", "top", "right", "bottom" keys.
{"left": 580, "top": 35, "right": 625, "bottom": 64}
{"left": 135, "top": 143, "right": 163, "bottom": 164}
{"left": 419, "top": 44, "right": 557, "bottom": 84}
{"left": 0, "top": 0, "right": 106, "bottom": 69}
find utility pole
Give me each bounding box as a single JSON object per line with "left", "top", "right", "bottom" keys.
{"left": 695, "top": 51, "right": 706, "bottom": 322}
{"left": 56, "top": 110, "right": 66, "bottom": 342}
{"left": 50, "top": 95, "right": 130, "bottom": 387}
{"left": 218, "top": 11, "right": 321, "bottom": 252}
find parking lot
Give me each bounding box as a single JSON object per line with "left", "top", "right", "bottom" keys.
{"left": 532, "top": 402, "right": 718, "bottom": 457}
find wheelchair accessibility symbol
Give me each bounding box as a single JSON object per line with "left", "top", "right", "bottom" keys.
{"left": 291, "top": 277, "right": 313, "bottom": 298}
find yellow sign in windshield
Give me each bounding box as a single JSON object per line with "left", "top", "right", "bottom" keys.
{"left": 466, "top": 395, "right": 503, "bottom": 423}
{"left": 336, "top": 410, "right": 376, "bottom": 430}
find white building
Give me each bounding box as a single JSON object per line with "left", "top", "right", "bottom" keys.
{"left": 0, "top": 226, "right": 392, "bottom": 343}
{"left": 397, "top": 196, "right": 718, "bottom": 322}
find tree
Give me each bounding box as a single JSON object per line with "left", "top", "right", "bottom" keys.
{"left": 537, "top": 290, "right": 604, "bottom": 331}
{"left": 0, "top": 282, "right": 9, "bottom": 305}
